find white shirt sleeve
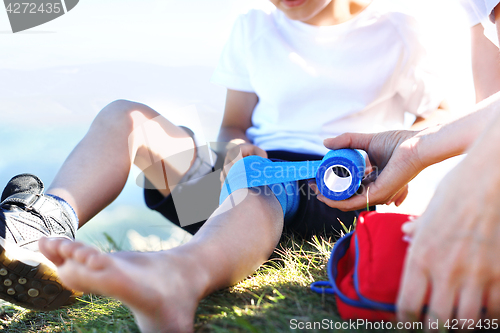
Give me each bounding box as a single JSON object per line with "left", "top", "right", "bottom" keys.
{"left": 460, "top": 0, "right": 500, "bottom": 26}
{"left": 485, "top": 0, "right": 500, "bottom": 21}
{"left": 460, "top": 0, "right": 499, "bottom": 46}
{"left": 211, "top": 15, "right": 254, "bottom": 93}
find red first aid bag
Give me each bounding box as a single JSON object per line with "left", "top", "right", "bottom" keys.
{"left": 311, "top": 211, "right": 414, "bottom": 321}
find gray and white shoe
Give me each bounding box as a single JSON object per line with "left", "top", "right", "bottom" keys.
{"left": 0, "top": 174, "right": 82, "bottom": 311}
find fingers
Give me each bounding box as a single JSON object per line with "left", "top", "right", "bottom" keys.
{"left": 311, "top": 161, "right": 414, "bottom": 211}
{"left": 394, "top": 185, "right": 409, "bottom": 206}
{"left": 364, "top": 157, "right": 374, "bottom": 176}
{"left": 324, "top": 133, "right": 374, "bottom": 151}
{"left": 486, "top": 283, "right": 500, "bottom": 319}
{"left": 456, "top": 284, "right": 483, "bottom": 324}
{"left": 220, "top": 143, "right": 268, "bottom": 185}
{"left": 402, "top": 220, "right": 419, "bottom": 237}
{"left": 308, "top": 180, "right": 319, "bottom": 194}
{"left": 387, "top": 185, "right": 409, "bottom": 206}
{"left": 309, "top": 179, "right": 378, "bottom": 211}
{"left": 316, "top": 191, "right": 372, "bottom": 212}
{"left": 254, "top": 145, "right": 268, "bottom": 159}
{"left": 425, "top": 282, "right": 456, "bottom": 330}
{"left": 314, "top": 180, "right": 399, "bottom": 211}
{"left": 397, "top": 249, "right": 429, "bottom": 323}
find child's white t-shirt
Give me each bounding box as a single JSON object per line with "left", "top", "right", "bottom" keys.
{"left": 211, "top": 0, "right": 442, "bottom": 155}
{"left": 461, "top": 0, "right": 499, "bottom": 46}
{"left": 461, "top": 0, "right": 498, "bottom": 25}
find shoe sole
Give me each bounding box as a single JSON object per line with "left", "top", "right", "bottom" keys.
{"left": 0, "top": 238, "right": 82, "bottom": 311}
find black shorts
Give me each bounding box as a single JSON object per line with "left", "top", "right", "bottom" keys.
{"left": 144, "top": 141, "right": 370, "bottom": 237}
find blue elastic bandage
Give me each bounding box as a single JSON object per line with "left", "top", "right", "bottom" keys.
{"left": 219, "top": 149, "right": 366, "bottom": 220}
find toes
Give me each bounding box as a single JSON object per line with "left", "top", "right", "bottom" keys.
{"left": 39, "top": 237, "right": 70, "bottom": 266}
{"left": 59, "top": 239, "right": 87, "bottom": 259}
{"left": 73, "top": 246, "right": 101, "bottom": 265}
{"left": 86, "top": 252, "right": 112, "bottom": 270}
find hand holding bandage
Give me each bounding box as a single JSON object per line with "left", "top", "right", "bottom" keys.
{"left": 316, "top": 131, "right": 422, "bottom": 211}
{"left": 219, "top": 149, "right": 366, "bottom": 220}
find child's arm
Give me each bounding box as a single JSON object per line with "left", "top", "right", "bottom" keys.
{"left": 218, "top": 89, "right": 258, "bottom": 145}
{"left": 217, "top": 89, "right": 267, "bottom": 179}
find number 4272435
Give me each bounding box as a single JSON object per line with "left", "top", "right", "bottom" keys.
{"left": 444, "top": 319, "right": 498, "bottom": 330}
{"left": 6, "top": 2, "right": 62, "bottom": 14}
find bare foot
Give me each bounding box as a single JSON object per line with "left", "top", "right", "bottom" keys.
{"left": 39, "top": 237, "right": 208, "bottom": 333}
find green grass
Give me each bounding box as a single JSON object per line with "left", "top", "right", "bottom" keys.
{"left": 0, "top": 234, "right": 380, "bottom": 333}
{"left": 0, "top": 295, "right": 139, "bottom": 332}
{"left": 195, "top": 235, "right": 339, "bottom": 332}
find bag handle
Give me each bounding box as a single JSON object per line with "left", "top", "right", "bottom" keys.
{"left": 310, "top": 281, "right": 335, "bottom": 294}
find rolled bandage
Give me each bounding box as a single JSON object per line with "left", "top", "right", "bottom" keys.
{"left": 219, "top": 149, "right": 366, "bottom": 218}
{"left": 314, "top": 149, "right": 366, "bottom": 201}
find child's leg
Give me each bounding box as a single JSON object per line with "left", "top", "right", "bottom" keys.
{"left": 0, "top": 99, "right": 201, "bottom": 311}
{"left": 40, "top": 188, "right": 284, "bottom": 333}
{"left": 47, "top": 99, "right": 196, "bottom": 226}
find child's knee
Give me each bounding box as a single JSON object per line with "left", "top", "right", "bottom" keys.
{"left": 93, "top": 99, "right": 148, "bottom": 132}
{"left": 100, "top": 99, "right": 141, "bottom": 119}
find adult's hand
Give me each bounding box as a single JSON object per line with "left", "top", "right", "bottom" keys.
{"left": 397, "top": 139, "right": 500, "bottom": 325}
{"left": 311, "top": 130, "right": 426, "bottom": 211}
{"left": 220, "top": 141, "right": 268, "bottom": 185}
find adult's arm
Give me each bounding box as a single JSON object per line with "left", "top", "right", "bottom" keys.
{"left": 396, "top": 3, "right": 500, "bottom": 324}
{"left": 316, "top": 91, "right": 500, "bottom": 211}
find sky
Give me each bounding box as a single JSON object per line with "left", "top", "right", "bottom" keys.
{"left": 0, "top": 0, "right": 272, "bottom": 69}
{"left": 0, "top": 0, "right": 478, "bottom": 247}
{"left": 0, "top": 0, "right": 276, "bottom": 248}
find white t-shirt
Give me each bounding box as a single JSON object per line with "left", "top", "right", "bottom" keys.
{"left": 211, "top": 0, "right": 442, "bottom": 155}
{"left": 461, "top": 0, "right": 499, "bottom": 46}
{"left": 462, "top": 0, "right": 499, "bottom": 25}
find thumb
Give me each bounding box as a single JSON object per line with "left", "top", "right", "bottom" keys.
{"left": 324, "top": 133, "right": 374, "bottom": 151}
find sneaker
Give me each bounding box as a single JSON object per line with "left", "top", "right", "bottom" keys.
{"left": 0, "top": 174, "right": 82, "bottom": 311}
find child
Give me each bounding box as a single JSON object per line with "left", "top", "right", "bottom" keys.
{"left": 0, "top": 0, "right": 444, "bottom": 331}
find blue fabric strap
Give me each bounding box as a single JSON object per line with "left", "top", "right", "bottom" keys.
{"left": 219, "top": 149, "right": 365, "bottom": 220}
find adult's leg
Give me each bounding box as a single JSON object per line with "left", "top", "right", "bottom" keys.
{"left": 40, "top": 188, "right": 284, "bottom": 333}
{"left": 47, "top": 99, "right": 196, "bottom": 226}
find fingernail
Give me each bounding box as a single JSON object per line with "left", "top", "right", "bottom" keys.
{"left": 402, "top": 235, "right": 413, "bottom": 243}
{"left": 401, "top": 222, "right": 412, "bottom": 233}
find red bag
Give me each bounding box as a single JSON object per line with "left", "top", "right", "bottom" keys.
{"left": 311, "top": 211, "right": 414, "bottom": 321}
